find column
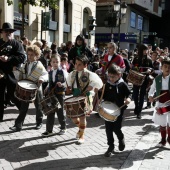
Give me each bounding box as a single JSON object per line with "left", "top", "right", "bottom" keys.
{"left": 58, "top": 0, "right": 64, "bottom": 46}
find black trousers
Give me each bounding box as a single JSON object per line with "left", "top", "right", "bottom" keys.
{"left": 15, "top": 87, "right": 43, "bottom": 129}
{"left": 105, "top": 115, "right": 124, "bottom": 147}
{"left": 46, "top": 94, "right": 66, "bottom": 132}
{"left": 0, "top": 75, "right": 21, "bottom": 120}
{"left": 133, "top": 79, "right": 147, "bottom": 115}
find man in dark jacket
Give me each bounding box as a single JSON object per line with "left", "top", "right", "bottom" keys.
{"left": 0, "top": 22, "right": 25, "bottom": 122}
{"left": 68, "top": 35, "right": 92, "bottom": 72}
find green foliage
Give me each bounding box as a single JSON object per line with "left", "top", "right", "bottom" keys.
{"left": 7, "top": 0, "right": 59, "bottom": 9}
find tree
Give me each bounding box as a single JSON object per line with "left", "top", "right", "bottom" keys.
{"left": 7, "top": 0, "right": 59, "bottom": 37}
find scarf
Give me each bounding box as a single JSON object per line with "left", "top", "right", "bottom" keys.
{"left": 76, "top": 46, "right": 82, "bottom": 56}
{"left": 107, "top": 78, "right": 124, "bottom": 93}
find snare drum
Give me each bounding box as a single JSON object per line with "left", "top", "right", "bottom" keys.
{"left": 64, "top": 96, "right": 87, "bottom": 118}
{"left": 98, "top": 101, "right": 120, "bottom": 122}
{"left": 40, "top": 95, "right": 61, "bottom": 115}
{"left": 127, "top": 70, "right": 146, "bottom": 86}
{"left": 15, "top": 80, "right": 37, "bottom": 102}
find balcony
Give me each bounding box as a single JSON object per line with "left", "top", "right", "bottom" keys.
{"left": 126, "top": 0, "right": 162, "bottom": 17}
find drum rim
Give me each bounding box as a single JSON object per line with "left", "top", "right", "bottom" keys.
{"left": 99, "top": 101, "right": 120, "bottom": 116}
{"left": 64, "top": 96, "right": 86, "bottom": 103}
{"left": 17, "top": 79, "right": 37, "bottom": 89}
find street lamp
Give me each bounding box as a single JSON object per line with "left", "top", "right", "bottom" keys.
{"left": 114, "top": 0, "right": 127, "bottom": 52}
{"left": 104, "top": 6, "right": 117, "bottom": 42}
{"left": 104, "top": 1, "right": 127, "bottom": 51}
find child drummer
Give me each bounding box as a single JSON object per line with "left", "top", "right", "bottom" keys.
{"left": 100, "top": 63, "right": 131, "bottom": 157}
{"left": 42, "top": 54, "right": 68, "bottom": 137}
{"left": 148, "top": 59, "right": 170, "bottom": 147}
{"left": 10, "top": 45, "right": 48, "bottom": 132}
{"left": 66, "top": 55, "right": 103, "bottom": 144}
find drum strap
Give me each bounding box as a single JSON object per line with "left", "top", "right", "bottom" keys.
{"left": 76, "top": 71, "right": 80, "bottom": 88}
{"left": 105, "top": 53, "right": 116, "bottom": 72}
{"left": 99, "top": 84, "right": 105, "bottom": 104}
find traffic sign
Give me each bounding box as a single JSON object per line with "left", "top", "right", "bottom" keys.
{"left": 125, "top": 32, "right": 140, "bottom": 36}
{"left": 125, "top": 36, "right": 139, "bottom": 40}
{"left": 142, "top": 32, "right": 157, "bottom": 36}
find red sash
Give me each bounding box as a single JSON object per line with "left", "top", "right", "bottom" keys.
{"left": 156, "top": 106, "right": 170, "bottom": 115}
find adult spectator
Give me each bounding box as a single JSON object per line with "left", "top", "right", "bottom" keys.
{"left": 21, "top": 36, "right": 29, "bottom": 51}
{"left": 68, "top": 35, "right": 93, "bottom": 72}
{"left": 0, "top": 22, "right": 25, "bottom": 121}
{"left": 51, "top": 42, "right": 58, "bottom": 54}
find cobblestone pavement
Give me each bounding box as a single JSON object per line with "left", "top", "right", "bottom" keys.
{"left": 0, "top": 101, "right": 170, "bottom": 170}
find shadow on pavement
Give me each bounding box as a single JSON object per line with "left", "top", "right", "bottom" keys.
{"left": 15, "top": 147, "right": 165, "bottom": 170}
{"left": 0, "top": 136, "right": 76, "bottom": 162}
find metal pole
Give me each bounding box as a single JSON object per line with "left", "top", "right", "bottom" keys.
{"left": 117, "top": 5, "right": 121, "bottom": 53}
{"left": 41, "top": 10, "right": 43, "bottom": 41}
{"left": 111, "top": 27, "right": 114, "bottom": 42}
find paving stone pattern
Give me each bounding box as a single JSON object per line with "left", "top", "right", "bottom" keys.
{"left": 0, "top": 101, "right": 170, "bottom": 170}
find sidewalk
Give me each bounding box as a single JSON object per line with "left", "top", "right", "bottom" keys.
{"left": 0, "top": 101, "right": 169, "bottom": 170}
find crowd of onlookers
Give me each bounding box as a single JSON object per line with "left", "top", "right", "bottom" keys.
{"left": 5, "top": 34, "right": 170, "bottom": 111}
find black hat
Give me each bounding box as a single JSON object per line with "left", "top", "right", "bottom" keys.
{"left": 0, "top": 22, "right": 16, "bottom": 33}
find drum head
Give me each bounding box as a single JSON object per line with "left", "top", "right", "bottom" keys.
{"left": 65, "top": 96, "right": 86, "bottom": 103}
{"left": 101, "top": 101, "right": 120, "bottom": 116}
{"left": 18, "top": 80, "right": 37, "bottom": 89}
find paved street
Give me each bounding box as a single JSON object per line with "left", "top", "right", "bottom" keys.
{"left": 0, "top": 100, "right": 170, "bottom": 170}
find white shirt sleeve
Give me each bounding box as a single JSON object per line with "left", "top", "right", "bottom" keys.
{"left": 39, "top": 67, "right": 48, "bottom": 82}
{"left": 148, "top": 79, "right": 156, "bottom": 97}
{"left": 62, "top": 70, "right": 69, "bottom": 87}
{"left": 89, "top": 72, "right": 103, "bottom": 90}
{"left": 66, "top": 71, "right": 73, "bottom": 87}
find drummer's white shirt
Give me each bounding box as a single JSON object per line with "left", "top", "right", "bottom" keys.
{"left": 66, "top": 68, "right": 103, "bottom": 90}
{"left": 27, "top": 62, "right": 34, "bottom": 75}
{"left": 148, "top": 75, "right": 170, "bottom": 97}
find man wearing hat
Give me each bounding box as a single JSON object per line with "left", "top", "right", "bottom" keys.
{"left": 0, "top": 22, "right": 25, "bottom": 122}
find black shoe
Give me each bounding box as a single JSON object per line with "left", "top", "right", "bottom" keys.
{"left": 137, "top": 113, "right": 142, "bottom": 119}
{"left": 42, "top": 131, "right": 54, "bottom": 137}
{"left": 119, "top": 139, "right": 125, "bottom": 151}
{"left": 144, "top": 106, "right": 151, "bottom": 109}
{"left": 57, "top": 129, "right": 67, "bottom": 135}
{"left": 7, "top": 101, "right": 15, "bottom": 107}
{"left": 9, "top": 126, "right": 21, "bottom": 132}
{"left": 104, "top": 145, "right": 114, "bottom": 157}
{"left": 35, "top": 123, "right": 42, "bottom": 130}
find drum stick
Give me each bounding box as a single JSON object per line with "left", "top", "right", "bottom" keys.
{"left": 48, "top": 84, "right": 57, "bottom": 96}
{"left": 153, "top": 92, "right": 167, "bottom": 101}
{"left": 113, "top": 103, "right": 127, "bottom": 113}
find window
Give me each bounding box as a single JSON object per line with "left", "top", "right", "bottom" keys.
{"left": 130, "top": 11, "right": 136, "bottom": 28}
{"left": 137, "top": 15, "right": 143, "bottom": 30}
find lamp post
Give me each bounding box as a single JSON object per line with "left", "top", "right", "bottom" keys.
{"left": 104, "top": 7, "right": 117, "bottom": 42}
{"left": 114, "top": 0, "right": 127, "bottom": 52}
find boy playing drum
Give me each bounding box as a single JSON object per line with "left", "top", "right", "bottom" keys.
{"left": 66, "top": 55, "right": 103, "bottom": 144}
{"left": 10, "top": 45, "right": 48, "bottom": 131}
{"left": 100, "top": 64, "right": 131, "bottom": 157}
{"left": 149, "top": 59, "right": 170, "bottom": 147}
{"left": 42, "top": 54, "right": 68, "bottom": 137}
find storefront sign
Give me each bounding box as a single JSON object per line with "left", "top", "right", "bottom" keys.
{"left": 14, "top": 12, "right": 29, "bottom": 25}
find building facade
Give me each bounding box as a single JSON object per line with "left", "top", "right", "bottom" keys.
{"left": 95, "top": 0, "right": 162, "bottom": 51}
{"left": 0, "top": 0, "right": 97, "bottom": 47}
